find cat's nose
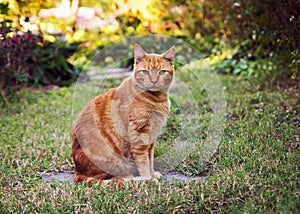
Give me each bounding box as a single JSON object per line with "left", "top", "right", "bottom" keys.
{"left": 150, "top": 79, "right": 158, "bottom": 84}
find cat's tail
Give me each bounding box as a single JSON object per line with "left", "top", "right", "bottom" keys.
{"left": 74, "top": 174, "right": 125, "bottom": 187}
{"left": 74, "top": 174, "right": 158, "bottom": 187}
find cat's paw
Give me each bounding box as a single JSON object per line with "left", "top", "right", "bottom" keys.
{"left": 152, "top": 171, "right": 162, "bottom": 179}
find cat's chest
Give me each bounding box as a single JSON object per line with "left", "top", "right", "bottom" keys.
{"left": 132, "top": 101, "right": 168, "bottom": 117}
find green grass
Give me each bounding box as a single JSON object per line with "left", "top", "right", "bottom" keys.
{"left": 0, "top": 74, "right": 299, "bottom": 213}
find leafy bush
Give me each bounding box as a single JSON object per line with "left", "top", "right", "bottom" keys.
{"left": 0, "top": 20, "right": 80, "bottom": 101}
{"left": 213, "top": 40, "right": 277, "bottom": 79}
{"left": 214, "top": 58, "right": 277, "bottom": 79}
{"left": 163, "top": 0, "right": 300, "bottom": 80}
{"left": 228, "top": 0, "right": 299, "bottom": 79}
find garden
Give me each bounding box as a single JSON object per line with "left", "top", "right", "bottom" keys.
{"left": 0, "top": 0, "right": 299, "bottom": 213}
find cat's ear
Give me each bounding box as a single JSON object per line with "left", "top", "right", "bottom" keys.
{"left": 162, "top": 46, "right": 175, "bottom": 63}
{"left": 134, "top": 44, "right": 146, "bottom": 63}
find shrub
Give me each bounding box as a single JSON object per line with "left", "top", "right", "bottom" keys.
{"left": 0, "top": 20, "right": 80, "bottom": 102}
{"left": 163, "top": 0, "right": 300, "bottom": 80}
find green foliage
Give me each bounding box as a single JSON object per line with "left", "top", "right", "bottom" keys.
{"left": 230, "top": 0, "right": 300, "bottom": 79}
{"left": 2, "top": 0, "right": 300, "bottom": 82}
{"left": 214, "top": 58, "right": 277, "bottom": 79}
{"left": 162, "top": 0, "right": 300, "bottom": 80}
{"left": 0, "top": 21, "right": 80, "bottom": 101}
{"left": 0, "top": 3, "right": 9, "bottom": 15}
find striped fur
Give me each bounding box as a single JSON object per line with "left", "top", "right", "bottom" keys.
{"left": 72, "top": 44, "right": 175, "bottom": 184}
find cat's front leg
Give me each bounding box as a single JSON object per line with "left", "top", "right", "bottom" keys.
{"left": 149, "top": 143, "right": 162, "bottom": 179}
{"left": 131, "top": 144, "right": 152, "bottom": 179}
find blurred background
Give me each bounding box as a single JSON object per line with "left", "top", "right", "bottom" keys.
{"left": 0, "top": 0, "right": 299, "bottom": 99}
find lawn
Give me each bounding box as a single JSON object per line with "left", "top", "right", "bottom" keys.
{"left": 0, "top": 72, "right": 299, "bottom": 213}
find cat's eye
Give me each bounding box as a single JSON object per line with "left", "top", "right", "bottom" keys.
{"left": 142, "top": 70, "right": 150, "bottom": 75}
{"left": 159, "top": 70, "right": 166, "bottom": 75}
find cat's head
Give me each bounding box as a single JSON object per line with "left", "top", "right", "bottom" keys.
{"left": 133, "top": 44, "right": 175, "bottom": 92}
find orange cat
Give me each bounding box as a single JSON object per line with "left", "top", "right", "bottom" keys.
{"left": 72, "top": 44, "right": 175, "bottom": 184}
